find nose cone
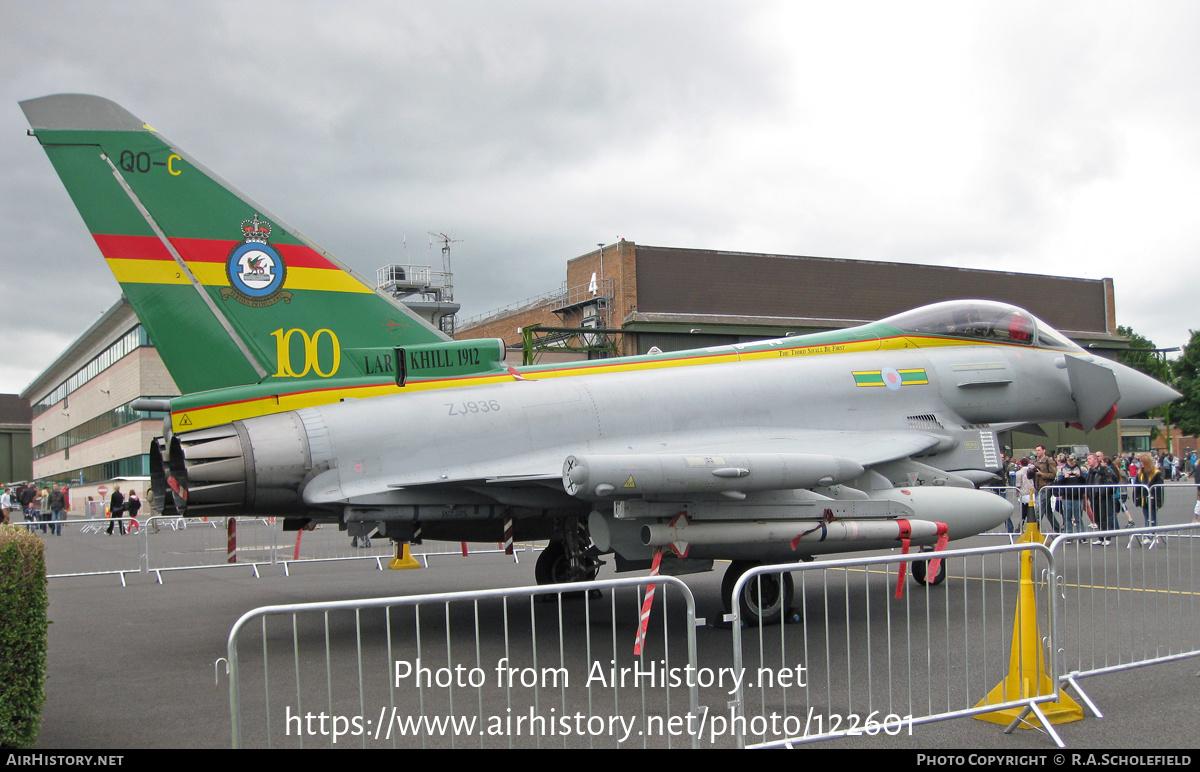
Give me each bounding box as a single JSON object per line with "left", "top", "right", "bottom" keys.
{"left": 1113, "top": 363, "right": 1180, "bottom": 418}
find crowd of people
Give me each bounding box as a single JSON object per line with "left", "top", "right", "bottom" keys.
{"left": 0, "top": 482, "right": 69, "bottom": 535}
{"left": 1, "top": 482, "right": 142, "bottom": 536}
{"left": 1002, "top": 446, "right": 1200, "bottom": 545}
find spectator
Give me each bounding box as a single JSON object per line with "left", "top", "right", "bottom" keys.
{"left": 1014, "top": 457, "right": 1036, "bottom": 526}
{"left": 49, "top": 483, "right": 66, "bottom": 536}
{"left": 126, "top": 490, "right": 141, "bottom": 530}
{"left": 37, "top": 487, "right": 50, "bottom": 534}
{"left": 1087, "top": 453, "right": 1118, "bottom": 544}
{"left": 1191, "top": 459, "right": 1199, "bottom": 524}
{"left": 1033, "top": 445, "right": 1060, "bottom": 531}
{"left": 1132, "top": 453, "right": 1165, "bottom": 548}
{"left": 19, "top": 483, "right": 37, "bottom": 531}
{"left": 1057, "top": 455, "right": 1087, "bottom": 533}
{"left": 107, "top": 485, "right": 126, "bottom": 536}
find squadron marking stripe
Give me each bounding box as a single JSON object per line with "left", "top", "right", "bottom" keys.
{"left": 172, "top": 378, "right": 507, "bottom": 431}
{"left": 105, "top": 257, "right": 189, "bottom": 284}
{"left": 896, "top": 368, "right": 930, "bottom": 385}
{"left": 853, "top": 371, "right": 887, "bottom": 387}
{"left": 93, "top": 234, "right": 347, "bottom": 271}
{"left": 168, "top": 337, "right": 1021, "bottom": 432}
{"left": 740, "top": 339, "right": 882, "bottom": 360}
{"left": 97, "top": 234, "right": 372, "bottom": 292}
{"left": 93, "top": 234, "right": 175, "bottom": 262}
{"left": 190, "top": 263, "right": 372, "bottom": 293}
{"left": 106, "top": 259, "right": 372, "bottom": 293}
{"left": 852, "top": 368, "right": 929, "bottom": 387}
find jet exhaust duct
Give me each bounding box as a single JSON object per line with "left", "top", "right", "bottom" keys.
{"left": 162, "top": 412, "right": 314, "bottom": 516}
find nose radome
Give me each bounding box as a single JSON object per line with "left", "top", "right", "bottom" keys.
{"left": 1112, "top": 362, "right": 1181, "bottom": 418}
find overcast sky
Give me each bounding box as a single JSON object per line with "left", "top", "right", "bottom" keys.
{"left": 2, "top": 1, "right": 1198, "bottom": 395}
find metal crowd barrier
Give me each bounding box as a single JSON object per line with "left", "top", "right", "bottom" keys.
{"left": 1049, "top": 522, "right": 1199, "bottom": 699}
{"left": 1045, "top": 481, "right": 1200, "bottom": 716}
{"left": 1035, "top": 482, "right": 1199, "bottom": 534}
{"left": 728, "top": 542, "right": 1062, "bottom": 748}
{"left": 40, "top": 515, "right": 279, "bottom": 583}
{"left": 981, "top": 480, "right": 1193, "bottom": 538}
{"left": 221, "top": 508, "right": 1200, "bottom": 749}
{"left": 146, "top": 516, "right": 279, "bottom": 579}
{"left": 1034, "top": 482, "right": 1152, "bottom": 536}
{"left": 278, "top": 530, "right": 529, "bottom": 576}
{"left": 224, "top": 576, "right": 701, "bottom": 749}
{"left": 41, "top": 516, "right": 144, "bottom": 586}
{"left": 724, "top": 484, "right": 1200, "bottom": 749}
{"left": 407, "top": 540, "right": 537, "bottom": 567}
{"left": 41, "top": 515, "right": 528, "bottom": 583}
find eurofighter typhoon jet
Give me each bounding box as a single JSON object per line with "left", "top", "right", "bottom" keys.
{"left": 22, "top": 94, "right": 1179, "bottom": 623}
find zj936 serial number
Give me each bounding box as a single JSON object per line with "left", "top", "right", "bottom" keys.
{"left": 445, "top": 400, "right": 502, "bottom": 416}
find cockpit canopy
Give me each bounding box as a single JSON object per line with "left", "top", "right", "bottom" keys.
{"left": 881, "top": 300, "right": 1082, "bottom": 351}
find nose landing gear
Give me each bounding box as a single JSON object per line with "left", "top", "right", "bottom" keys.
{"left": 910, "top": 547, "right": 948, "bottom": 585}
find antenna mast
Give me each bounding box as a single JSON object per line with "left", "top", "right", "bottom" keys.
{"left": 429, "top": 232, "right": 459, "bottom": 302}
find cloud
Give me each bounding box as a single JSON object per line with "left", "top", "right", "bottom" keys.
{"left": 2, "top": 0, "right": 1199, "bottom": 394}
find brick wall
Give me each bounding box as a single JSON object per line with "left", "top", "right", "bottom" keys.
{"left": 458, "top": 301, "right": 561, "bottom": 348}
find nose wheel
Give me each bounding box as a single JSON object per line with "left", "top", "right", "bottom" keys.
{"left": 910, "top": 548, "right": 948, "bottom": 585}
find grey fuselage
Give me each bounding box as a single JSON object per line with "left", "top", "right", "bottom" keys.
{"left": 171, "top": 305, "right": 1177, "bottom": 565}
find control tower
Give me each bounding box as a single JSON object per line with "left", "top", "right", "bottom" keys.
{"left": 376, "top": 233, "right": 460, "bottom": 335}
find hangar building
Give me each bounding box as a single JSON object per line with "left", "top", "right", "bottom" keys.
{"left": 0, "top": 394, "right": 32, "bottom": 483}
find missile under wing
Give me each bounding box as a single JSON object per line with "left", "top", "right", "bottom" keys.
{"left": 23, "top": 94, "right": 1181, "bottom": 623}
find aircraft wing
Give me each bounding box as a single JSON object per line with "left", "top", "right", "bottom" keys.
{"left": 318, "top": 428, "right": 946, "bottom": 506}
{"left": 666, "top": 429, "right": 944, "bottom": 467}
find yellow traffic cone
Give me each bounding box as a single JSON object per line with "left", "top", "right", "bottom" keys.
{"left": 388, "top": 541, "right": 421, "bottom": 570}
{"left": 975, "top": 519, "right": 1082, "bottom": 727}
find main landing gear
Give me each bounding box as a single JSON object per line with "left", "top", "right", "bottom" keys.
{"left": 535, "top": 517, "right": 602, "bottom": 588}
{"left": 721, "top": 560, "right": 794, "bottom": 626}
{"left": 534, "top": 539, "right": 602, "bottom": 585}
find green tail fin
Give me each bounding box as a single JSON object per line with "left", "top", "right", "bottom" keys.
{"left": 21, "top": 93, "right": 447, "bottom": 395}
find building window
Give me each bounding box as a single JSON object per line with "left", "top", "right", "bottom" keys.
{"left": 49, "top": 454, "right": 152, "bottom": 486}
{"left": 32, "top": 399, "right": 169, "bottom": 459}
{"left": 31, "top": 325, "right": 151, "bottom": 416}
{"left": 1122, "top": 436, "right": 1151, "bottom": 453}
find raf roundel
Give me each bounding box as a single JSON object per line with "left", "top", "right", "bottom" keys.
{"left": 881, "top": 367, "right": 903, "bottom": 391}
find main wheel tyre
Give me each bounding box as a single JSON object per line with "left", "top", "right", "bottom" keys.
{"left": 721, "top": 561, "right": 794, "bottom": 626}
{"left": 910, "top": 555, "right": 948, "bottom": 585}
{"left": 535, "top": 540, "right": 600, "bottom": 585}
